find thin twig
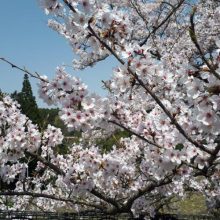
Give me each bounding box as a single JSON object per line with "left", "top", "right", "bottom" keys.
{"left": 189, "top": 8, "right": 220, "bottom": 80}
{"left": 63, "top": 0, "right": 77, "bottom": 13}
{"left": 87, "top": 23, "right": 212, "bottom": 155}
{"left": 108, "top": 120, "right": 162, "bottom": 149}
{"left": 0, "top": 58, "right": 48, "bottom": 83}
{"left": 139, "top": 0, "right": 185, "bottom": 46}
{"left": 25, "top": 151, "right": 121, "bottom": 210}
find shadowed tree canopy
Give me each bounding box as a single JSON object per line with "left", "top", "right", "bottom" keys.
{"left": 11, "top": 74, "right": 42, "bottom": 126}
{"left": 0, "top": 89, "right": 3, "bottom": 99}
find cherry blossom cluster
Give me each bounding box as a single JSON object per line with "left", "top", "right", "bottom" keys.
{"left": 0, "top": 96, "right": 41, "bottom": 161}
{"left": 0, "top": 96, "right": 63, "bottom": 184}
{"left": 1, "top": 0, "right": 220, "bottom": 218}
{"left": 38, "top": 67, "right": 88, "bottom": 107}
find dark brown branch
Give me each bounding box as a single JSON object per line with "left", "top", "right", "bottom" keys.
{"left": 0, "top": 191, "right": 74, "bottom": 203}
{"left": 0, "top": 58, "right": 83, "bottom": 95}
{"left": 0, "top": 191, "right": 103, "bottom": 210}
{"left": 207, "top": 143, "right": 220, "bottom": 167}
{"left": 87, "top": 23, "right": 212, "bottom": 155}
{"left": 195, "top": 142, "right": 220, "bottom": 177}
{"left": 63, "top": 0, "right": 77, "bottom": 13}
{"left": 130, "top": 1, "right": 149, "bottom": 27}
{"left": 189, "top": 8, "right": 220, "bottom": 80}
{"left": 127, "top": 70, "right": 212, "bottom": 155}
{"left": 25, "top": 151, "right": 65, "bottom": 176}
{"left": 161, "top": 1, "right": 175, "bottom": 9}
{"left": 90, "top": 189, "right": 120, "bottom": 210}
{"left": 88, "top": 23, "right": 125, "bottom": 65}
{"left": 0, "top": 58, "right": 48, "bottom": 83}
{"left": 108, "top": 120, "right": 162, "bottom": 149}
{"left": 25, "top": 151, "right": 121, "bottom": 210}
{"left": 124, "top": 176, "right": 173, "bottom": 211}
{"left": 139, "top": 0, "right": 185, "bottom": 47}
{"left": 125, "top": 162, "right": 183, "bottom": 212}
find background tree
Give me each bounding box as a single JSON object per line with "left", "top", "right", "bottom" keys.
{"left": 11, "top": 74, "right": 42, "bottom": 126}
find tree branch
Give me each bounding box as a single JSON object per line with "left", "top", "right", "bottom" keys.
{"left": 25, "top": 151, "right": 121, "bottom": 210}
{"left": 139, "top": 0, "right": 185, "bottom": 47}
{"left": 25, "top": 151, "right": 65, "bottom": 176}
{"left": 127, "top": 70, "right": 212, "bottom": 155}
{"left": 130, "top": 0, "right": 149, "bottom": 27}
{"left": 124, "top": 176, "right": 173, "bottom": 211}
{"left": 63, "top": 0, "right": 77, "bottom": 13}
{"left": 87, "top": 23, "right": 212, "bottom": 155}
{"left": 90, "top": 189, "right": 120, "bottom": 210}
{"left": 108, "top": 120, "right": 162, "bottom": 149}
{"left": 0, "top": 58, "right": 48, "bottom": 83}
{"left": 0, "top": 191, "right": 104, "bottom": 210}
{"left": 189, "top": 8, "right": 220, "bottom": 80}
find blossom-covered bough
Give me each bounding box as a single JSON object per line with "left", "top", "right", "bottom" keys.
{"left": 0, "top": 0, "right": 220, "bottom": 218}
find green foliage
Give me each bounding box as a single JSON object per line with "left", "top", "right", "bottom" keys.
{"left": 55, "top": 144, "right": 70, "bottom": 155}
{"left": 38, "top": 108, "right": 59, "bottom": 128}
{"left": 0, "top": 89, "right": 3, "bottom": 98}
{"left": 164, "top": 193, "right": 207, "bottom": 215}
{"left": 38, "top": 108, "right": 77, "bottom": 136}
{"left": 175, "top": 143, "right": 184, "bottom": 151}
{"left": 0, "top": 89, "right": 9, "bottom": 100}
{"left": 11, "top": 74, "right": 42, "bottom": 126}
{"left": 96, "top": 130, "right": 131, "bottom": 153}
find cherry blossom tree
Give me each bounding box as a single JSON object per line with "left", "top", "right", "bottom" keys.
{"left": 0, "top": 0, "right": 220, "bottom": 218}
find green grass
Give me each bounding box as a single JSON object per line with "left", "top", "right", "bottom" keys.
{"left": 163, "top": 193, "right": 208, "bottom": 214}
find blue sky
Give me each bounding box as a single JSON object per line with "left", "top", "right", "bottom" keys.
{"left": 0, "top": 1, "right": 115, "bottom": 107}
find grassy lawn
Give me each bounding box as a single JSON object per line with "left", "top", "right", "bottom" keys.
{"left": 162, "top": 193, "right": 208, "bottom": 215}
